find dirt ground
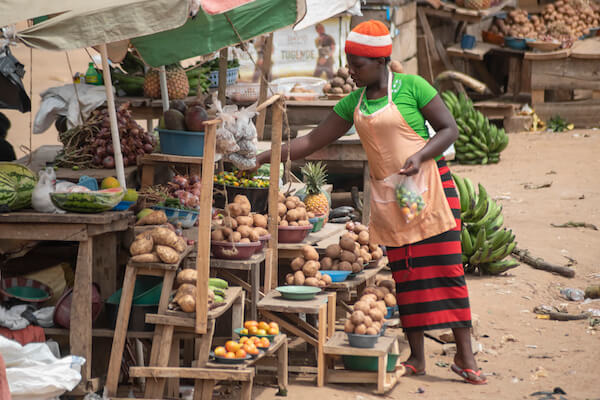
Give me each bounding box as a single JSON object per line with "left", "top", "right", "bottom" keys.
{"left": 247, "top": 131, "right": 600, "bottom": 400}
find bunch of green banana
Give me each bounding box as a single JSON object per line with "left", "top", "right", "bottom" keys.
{"left": 453, "top": 174, "right": 519, "bottom": 275}
{"left": 186, "top": 66, "right": 211, "bottom": 96}
{"left": 441, "top": 91, "right": 509, "bottom": 165}
{"left": 209, "top": 278, "right": 228, "bottom": 303}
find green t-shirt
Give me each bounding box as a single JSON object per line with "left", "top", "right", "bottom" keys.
{"left": 333, "top": 73, "right": 438, "bottom": 140}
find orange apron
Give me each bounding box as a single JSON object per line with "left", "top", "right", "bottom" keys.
{"left": 353, "top": 72, "right": 456, "bottom": 247}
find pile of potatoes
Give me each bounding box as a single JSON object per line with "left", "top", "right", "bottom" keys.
{"left": 320, "top": 223, "right": 383, "bottom": 273}
{"left": 323, "top": 67, "right": 358, "bottom": 96}
{"left": 344, "top": 292, "right": 388, "bottom": 336}
{"left": 170, "top": 269, "right": 217, "bottom": 313}
{"left": 285, "top": 245, "right": 333, "bottom": 288}
{"left": 130, "top": 226, "right": 187, "bottom": 264}
{"left": 278, "top": 193, "right": 313, "bottom": 227}
{"left": 211, "top": 195, "right": 269, "bottom": 243}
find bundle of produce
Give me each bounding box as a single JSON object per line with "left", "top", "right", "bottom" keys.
{"left": 321, "top": 224, "right": 382, "bottom": 274}
{"left": 344, "top": 292, "right": 388, "bottom": 336}
{"left": 441, "top": 91, "right": 509, "bottom": 165}
{"left": 300, "top": 162, "right": 330, "bottom": 218}
{"left": 0, "top": 163, "right": 36, "bottom": 210}
{"left": 165, "top": 174, "right": 202, "bottom": 209}
{"left": 129, "top": 226, "right": 188, "bottom": 264}
{"left": 55, "top": 103, "right": 154, "bottom": 169}
{"left": 453, "top": 174, "right": 519, "bottom": 275}
{"left": 214, "top": 170, "right": 269, "bottom": 188}
{"left": 211, "top": 195, "right": 269, "bottom": 243}
{"left": 285, "top": 245, "right": 332, "bottom": 288}
{"left": 160, "top": 100, "right": 209, "bottom": 132}
{"left": 184, "top": 65, "right": 211, "bottom": 96}
{"left": 328, "top": 206, "right": 360, "bottom": 223}
{"left": 277, "top": 193, "right": 313, "bottom": 227}
{"left": 172, "top": 269, "right": 228, "bottom": 312}
{"left": 361, "top": 284, "right": 398, "bottom": 315}
{"left": 323, "top": 67, "right": 358, "bottom": 96}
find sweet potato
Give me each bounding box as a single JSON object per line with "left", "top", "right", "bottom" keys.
{"left": 177, "top": 294, "right": 196, "bottom": 312}
{"left": 236, "top": 216, "right": 253, "bottom": 226}
{"left": 151, "top": 227, "right": 179, "bottom": 248}
{"left": 176, "top": 269, "right": 197, "bottom": 286}
{"left": 302, "top": 245, "right": 319, "bottom": 261}
{"left": 234, "top": 194, "right": 250, "bottom": 206}
{"left": 253, "top": 214, "right": 268, "bottom": 228}
{"left": 226, "top": 203, "right": 242, "bottom": 217}
{"left": 130, "top": 237, "right": 153, "bottom": 256}
{"left": 156, "top": 245, "right": 179, "bottom": 264}
{"left": 136, "top": 210, "right": 167, "bottom": 226}
{"left": 174, "top": 236, "right": 187, "bottom": 253}
{"left": 130, "top": 253, "right": 160, "bottom": 263}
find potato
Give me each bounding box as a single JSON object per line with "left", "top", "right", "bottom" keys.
{"left": 177, "top": 294, "right": 196, "bottom": 313}
{"left": 279, "top": 220, "right": 289, "bottom": 227}
{"left": 253, "top": 214, "right": 268, "bottom": 228}
{"left": 376, "top": 300, "right": 387, "bottom": 314}
{"left": 354, "top": 324, "right": 367, "bottom": 335}
{"left": 289, "top": 221, "right": 299, "bottom": 226}
{"left": 323, "top": 82, "right": 332, "bottom": 93}
{"left": 384, "top": 293, "right": 397, "bottom": 307}
{"left": 301, "top": 245, "right": 319, "bottom": 261}
{"left": 354, "top": 301, "right": 370, "bottom": 314}
{"left": 363, "top": 315, "right": 373, "bottom": 328}
{"left": 175, "top": 283, "right": 196, "bottom": 299}
{"left": 237, "top": 225, "right": 253, "bottom": 238}
{"left": 307, "top": 211, "right": 315, "bottom": 219}
{"left": 321, "top": 274, "right": 332, "bottom": 285}
{"left": 234, "top": 194, "right": 250, "bottom": 206}
{"left": 368, "top": 243, "right": 379, "bottom": 252}
{"left": 285, "top": 273, "right": 294, "bottom": 285}
{"left": 325, "top": 244, "right": 342, "bottom": 259}
{"left": 236, "top": 216, "right": 253, "bottom": 226}
{"left": 151, "top": 227, "right": 179, "bottom": 248}
{"left": 248, "top": 230, "right": 260, "bottom": 242}
{"left": 338, "top": 261, "right": 352, "bottom": 271}
{"left": 211, "top": 229, "right": 225, "bottom": 242}
{"left": 366, "top": 327, "right": 379, "bottom": 335}
{"left": 369, "top": 308, "right": 384, "bottom": 322}
{"left": 278, "top": 203, "right": 287, "bottom": 217}
{"left": 285, "top": 200, "right": 296, "bottom": 210}
{"left": 351, "top": 263, "right": 362, "bottom": 273}
{"left": 372, "top": 248, "right": 383, "bottom": 260}
{"left": 339, "top": 236, "right": 355, "bottom": 251}
{"left": 302, "top": 260, "right": 319, "bottom": 277}
{"left": 240, "top": 238, "right": 251, "bottom": 243}
{"left": 174, "top": 236, "right": 187, "bottom": 253}
{"left": 351, "top": 310, "right": 365, "bottom": 325}
{"left": 231, "top": 231, "right": 242, "bottom": 242}
{"left": 361, "top": 250, "right": 372, "bottom": 262}
{"left": 255, "top": 227, "right": 269, "bottom": 237}
{"left": 379, "top": 286, "right": 390, "bottom": 296}
{"left": 226, "top": 202, "right": 242, "bottom": 217}
{"left": 297, "top": 220, "right": 310, "bottom": 226}
{"left": 342, "top": 84, "right": 353, "bottom": 94}
{"left": 378, "top": 279, "right": 395, "bottom": 292}
{"left": 293, "top": 271, "right": 306, "bottom": 285}
{"left": 130, "top": 253, "right": 160, "bottom": 263}
{"left": 289, "top": 196, "right": 301, "bottom": 205}
{"left": 362, "top": 294, "right": 378, "bottom": 304}
{"left": 343, "top": 232, "right": 358, "bottom": 242}
{"left": 358, "top": 231, "right": 369, "bottom": 245}
{"left": 156, "top": 245, "right": 179, "bottom": 264}
{"left": 239, "top": 202, "right": 251, "bottom": 217}
{"left": 290, "top": 257, "right": 305, "bottom": 271}
{"left": 320, "top": 257, "right": 333, "bottom": 269}
{"left": 344, "top": 319, "right": 355, "bottom": 333}
{"left": 136, "top": 210, "right": 168, "bottom": 226}
{"left": 222, "top": 227, "right": 233, "bottom": 239}
{"left": 373, "top": 288, "right": 385, "bottom": 300}
{"left": 305, "top": 277, "right": 320, "bottom": 287}
{"left": 315, "top": 271, "right": 322, "bottom": 280}
{"left": 331, "top": 77, "right": 345, "bottom": 88}
{"left": 340, "top": 250, "right": 357, "bottom": 263}
{"left": 278, "top": 192, "right": 286, "bottom": 203}
{"left": 130, "top": 237, "right": 153, "bottom": 256}
{"left": 176, "top": 268, "right": 197, "bottom": 285}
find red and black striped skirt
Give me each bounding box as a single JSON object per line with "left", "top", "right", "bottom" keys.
{"left": 387, "top": 158, "right": 472, "bottom": 331}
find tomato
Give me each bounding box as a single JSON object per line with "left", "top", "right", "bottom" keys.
{"left": 225, "top": 352, "right": 236, "bottom": 359}
{"left": 258, "top": 321, "right": 270, "bottom": 331}
{"left": 214, "top": 346, "right": 226, "bottom": 357}
{"left": 225, "top": 340, "right": 241, "bottom": 353}
{"left": 244, "top": 320, "right": 258, "bottom": 329}
{"left": 235, "top": 349, "right": 247, "bottom": 358}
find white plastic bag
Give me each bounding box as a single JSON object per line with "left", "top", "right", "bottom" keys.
{"left": 426, "top": 121, "right": 455, "bottom": 160}
{"left": 1, "top": 336, "right": 83, "bottom": 400}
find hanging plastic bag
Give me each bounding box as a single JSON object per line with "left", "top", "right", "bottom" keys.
{"left": 208, "top": 95, "right": 239, "bottom": 155}
{"left": 372, "top": 173, "right": 427, "bottom": 224}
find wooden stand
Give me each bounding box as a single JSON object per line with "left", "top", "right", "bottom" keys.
{"left": 138, "top": 153, "right": 220, "bottom": 189}
{"left": 258, "top": 291, "right": 336, "bottom": 387}
{"left": 324, "top": 332, "right": 403, "bottom": 395}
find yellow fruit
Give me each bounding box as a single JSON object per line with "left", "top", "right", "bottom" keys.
{"left": 143, "top": 64, "right": 189, "bottom": 99}
{"left": 101, "top": 177, "right": 120, "bottom": 189}
{"left": 123, "top": 188, "right": 138, "bottom": 202}
{"left": 301, "top": 162, "right": 329, "bottom": 216}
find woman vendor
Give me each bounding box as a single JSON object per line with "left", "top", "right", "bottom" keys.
{"left": 256, "top": 20, "right": 486, "bottom": 384}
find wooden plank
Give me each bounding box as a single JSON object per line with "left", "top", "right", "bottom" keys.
{"left": 0, "top": 223, "right": 87, "bottom": 241}
{"left": 92, "top": 232, "right": 117, "bottom": 300}
{"left": 256, "top": 33, "right": 274, "bottom": 140}
{"left": 267, "top": 98, "right": 284, "bottom": 291}
{"left": 144, "top": 324, "right": 174, "bottom": 398}
{"left": 391, "top": 19, "right": 417, "bottom": 62}
{"left": 259, "top": 310, "right": 318, "bottom": 348}
{"left": 317, "top": 304, "right": 326, "bottom": 387}
{"left": 446, "top": 42, "right": 495, "bottom": 61}
{"left": 196, "top": 124, "right": 217, "bottom": 334}
{"left": 534, "top": 99, "right": 600, "bottom": 128}
{"left": 421, "top": 6, "right": 481, "bottom": 23}
{"left": 0, "top": 210, "right": 131, "bottom": 224}
{"left": 531, "top": 58, "right": 600, "bottom": 91}
{"left": 323, "top": 332, "right": 395, "bottom": 357}
{"left": 531, "top": 89, "right": 545, "bottom": 105}
{"left": 276, "top": 336, "right": 288, "bottom": 391}
{"left": 87, "top": 217, "right": 131, "bottom": 237}
{"left": 140, "top": 164, "right": 155, "bottom": 189}
{"left": 218, "top": 48, "right": 228, "bottom": 106}
{"left": 257, "top": 290, "right": 329, "bottom": 314}
{"left": 70, "top": 239, "right": 93, "bottom": 386}
{"left": 139, "top": 153, "right": 208, "bottom": 165}
{"left": 210, "top": 252, "right": 265, "bottom": 270}
{"left": 55, "top": 165, "right": 137, "bottom": 184}
{"left": 130, "top": 366, "right": 253, "bottom": 380}
{"left": 326, "top": 369, "right": 378, "bottom": 383}
{"left": 569, "top": 37, "right": 600, "bottom": 59}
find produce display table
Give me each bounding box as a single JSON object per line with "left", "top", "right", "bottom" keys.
{"left": 325, "top": 260, "right": 387, "bottom": 303}
{"left": 323, "top": 331, "right": 403, "bottom": 394}
{"left": 0, "top": 210, "right": 133, "bottom": 394}
{"left": 55, "top": 165, "right": 138, "bottom": 188}
{"left": 278, "top": 223, "right": 347, "bottom": 259}
{"left": 138, "top": 153, "right": 221, "bottom": 189}
{"left": 257, "top": 290, "right": 336, "bottom": 387}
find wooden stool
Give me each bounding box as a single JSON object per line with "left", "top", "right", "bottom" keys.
{"left": 323, "top": 332, "right": 404, "bottom": 394}
{"left": 257, "top": 291, "right": 336, "bottom": 387}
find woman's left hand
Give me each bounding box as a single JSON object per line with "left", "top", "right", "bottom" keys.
{"left": 399, "top": 153, "right": 422, "bottom": 176}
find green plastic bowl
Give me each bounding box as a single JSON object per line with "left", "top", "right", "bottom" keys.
{"left": 106, "top": 276, "right": 162, "bottom": 305}
{"left": 275, "top": 285, "right": 321, "bottom": 301}
{"left": 308, "top": 214, "right": 325, "bottom": 233}
{"left": 342, "top": 353, "right": 399, "bottom": 372}
{"left": 233, "top": 327, "right": 276, "bottom": 341}
{"left": 5, "top": 286, "right": 49, "bottom": 301}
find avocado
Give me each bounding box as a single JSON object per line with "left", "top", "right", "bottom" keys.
{"left": 163, "top": 109, "right": 186, "bottom": 131}
{"left": 170, "top": 99, "right": 187, "bottom": 115}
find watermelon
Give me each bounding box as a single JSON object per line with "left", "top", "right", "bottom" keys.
{"left": 50, "top": 188, "right": 124, "bottom": 213}
{"left": 0, "top": 163, "right": 37, "bottom": 210}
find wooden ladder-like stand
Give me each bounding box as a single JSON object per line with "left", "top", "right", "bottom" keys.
{"left": 104, "top": 95, "right": 285, "bottom": 400}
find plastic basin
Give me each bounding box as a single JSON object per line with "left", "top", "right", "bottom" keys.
{"left": 152, "top": 205, "right": 199, "bottom": 228}
{"left": 309, "top": 214, "right": 325, "bottom": 232}
{"left": 157, "top": 129, "right": 205, "bottom": 157}
{"left": 342, "top": 353, "right": 399, "bottom": 372}
{"left": 346, "top": 332, "right": 379, "bottom": 348}
{"left": 504, "top": 37, "right": 531, "bottom": 50}
{"left": 234, "top": 327, "right": 276, "bottom": 341}
{"left": 320, "top": 270, "right": 351, "bottom": 283}
{"left": 6, "top": 286, "right": 48, "bottom": 300}
{"left": 278, "top": 225, "right": 313, "bottom": 243}
{"left": 481, "top": 30, "right": 504, "bottom": 46}
{"left": 461, "top": 34, "right": 476, "bottom": 49}
{"left": 0, "top": 277, "right": 53, "bottom": 303}
{"left": 105, "top": 277, "right": 162, "bottom": 331}
{"left": 211, "top": 241, "right": 261, "bottom": 260}
{"left": 275, "top": 285, "right": 321, "bottom": 301}
{"left": 256, "top": 234, "right": 271, "bottom": 253}
{"left": 213, "top": 185, "right": 269, "bottom": 214}
{"left": 53, "top": 284, "right": 103, "bottom": 329}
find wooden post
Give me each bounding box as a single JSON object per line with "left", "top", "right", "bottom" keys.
{"left": 218, "top": 48, "right": 228, "bottom": 106}
{"left": 196, "top": 121, "right": 218, "bottom": 334}
{"left": 256, "top": 33, "right": 274, "bottom": 140}
{"left": 159, "top": 65, "right": 170, "bottom": 111}
{"left": 267, "top": 99, "right": 284, "bottom": 292}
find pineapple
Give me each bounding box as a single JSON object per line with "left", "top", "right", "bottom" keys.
{"left": 301, "top": 162, "right": 330, "bottom": 216}
{"left": 143, "top": 64, "right": 189, "bottom": 99}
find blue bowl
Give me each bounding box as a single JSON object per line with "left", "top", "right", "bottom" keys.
{"left": 151, "top": 205, "right": 199, "bottom": 228}
{"left": 385, "top": 305, "right": 398, "bottom": 319}
{"left": 112, "top": 200, "right": 135, "bottom": 211}
{"left": 320, "top": 270, "right": 351, "bottom": 283}
{"left": 461, "top": 34, "right": 476, "bottom": 49}
{"left": 504, "top": 37, "right": 531, "bottom": 50}
{"left": 157, "top": 129, "right": 205, "bottom": 157}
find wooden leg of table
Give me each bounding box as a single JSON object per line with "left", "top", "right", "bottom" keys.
{"left": 140, "top": 164, "right": 155, "bottom": 189}
{"left": 531, "top": 89, "right": 545, "bottom": 106}
{"left": 362, "top": 162, "right": 371, "bottom": 225}
{"left": 146, "top": 119, "right": 153, "bottom": 132}
{"left": 508, "top": 57, "right": 522, "bottom": 99}
{"left": 377, "top": 354, "right": 387, "bottom": 394}
{"left": 326, "top": 292, "right": 336, "bottom": 339}
{"left": 263, "top": 248, "right": 272, "bottom": 293}
{"left": 472, "top": 60, "right": 501, "bottom": 96}
{"left": 195, "top": 318, "right": 216, "bottom": 368}
{"left": 166, "top": 337, "right": 180, "bottom": 399}
{"left": 241, "top": 375, "right": 253, "bottom": 400}
{"left": 250, "top": 263, "right": 259, "bottom": 321}
{"left": 277, "top": 337, "right": 288, "bottom": 392}
{"left": 317, "top": 304, "right": 326, "bottom": 387}
{"left": 194, "top": 379, "right": 215, "bottom": 400}
{"left": 92, "top": 232, "right": 117, "bottom": 300}
{"left": 593, "top": 90, "right": 600, "bottom": 100}
{"left": 232, "top": 290, "right": 245, "bottom": 336}
{"left": 105, "top": 265, "right": 138, "bottom": 396}
{"left": 144, "top": 324, "right": 174, "bottom": 398}
{"left": 70, "top": 239, "right": 93, "bottom": 392}
{"left": 159, "top": 270, "right": 176, "bottom": 313}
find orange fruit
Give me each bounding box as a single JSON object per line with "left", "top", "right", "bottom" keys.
{"left": 101, "top": 177, "right": 120, "bottom": 189}
{"left": 259, "top": 338, "right": 270, "bottom": 347}
{"left": 240, "top": 328, "right": 248, "bottom": 335}
{"left": 245, "top": 345, "right": 259, "bottom": 355}
{"left": 267, "top": 327, "right": 279, "bottom": 335}
{"left": 256, "top": 329, "right": 267, "bottom": 336}
{"left": 258, "top": 321, "right": 269, "bottom": 331}
{"left": 235, "top": 349, "right": 247, "bottom": 359}
{"left": 410, "top": 203, "right": 418, "bottom": 211}
{"left": 239, "top": 337, "right": 249, "bottom": 344}
{"left": 250, "top": 336, "right": 260, "bottom": 344}
{"left": 225, "top": 340, "right": 241, "bottom": 353}
{"left": 401, "top": 207, "right": 411, "bottom": 216}
{"left": 244, "top": 320, "right": 258, "bottom": 329}
{"left": 214, "top": 346, "right": 226, "bottom": 357}
{"left": 225, "top": 352, "right": 236, "bottom": 359}
{"left": 248, "top": 326, "right": 259, "bottom": 335}
{"left": 269, "top": 322, "right": 279, "bottom": 330}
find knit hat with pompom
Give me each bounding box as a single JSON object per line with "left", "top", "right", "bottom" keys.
{"left": 344, "top": 20, "right": 392, "bottom": 58}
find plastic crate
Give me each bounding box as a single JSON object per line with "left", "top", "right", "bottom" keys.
{"left": 209, "top": 67, "right": 239, "bottom": 88}
{"left": 226, "top": 82, "right": 261, "bottom": 103}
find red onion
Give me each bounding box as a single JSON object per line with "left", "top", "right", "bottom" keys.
{"left": 103, "top": 156, "right": 115, "bottom": 169}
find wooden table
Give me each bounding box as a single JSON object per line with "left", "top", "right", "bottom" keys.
{"left": 55, "top": 165, "right": 138, "bottom": 189}
{"left": 326, "top": 261, "right": 387, "bottom": 303}
{"left": 257, "top": 290, "right": 336, "bottom": 387}
{"left": 0, "top": 211, "right": 133, "bottom": 394}
{"left": 278, "top": 223, "right": 347, "bottom": 259}
{"left": 138, "top": 153, "right": 221, "bottom": 189}
{"left": 324, "top": 331, "right": 403, "bottom": 394}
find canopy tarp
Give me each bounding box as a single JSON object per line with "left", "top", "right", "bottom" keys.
{"left": 131, "top": 0, "right": 304, "bottom": 67}
{"left": 14, "top": 0, "right": 189, "bottom": 51}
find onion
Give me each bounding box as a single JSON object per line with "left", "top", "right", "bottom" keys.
{"left": 106, "top": 143, "right": 114, "bottom": 155}
{"left": 95, "top": 146, "right": 106, "bottom": 157}
{"left": 103, "top": 156, "right": 115, "bottom": 169}
{"left": 130, "top": 128, "right": 139, "bottom": 136}
{"left": 143, "top": 143, "right": 154, "bottom": 153}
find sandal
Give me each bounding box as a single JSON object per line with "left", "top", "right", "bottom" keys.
{"left": 401, "top": 362, "right": 426, "bottom": 376}
{"left": 450, "top": 364, "right": 488, "bottom": 385}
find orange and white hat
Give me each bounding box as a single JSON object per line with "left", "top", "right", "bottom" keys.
{"left": 345, "top": 20, "right": 392, "bottom": 58}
